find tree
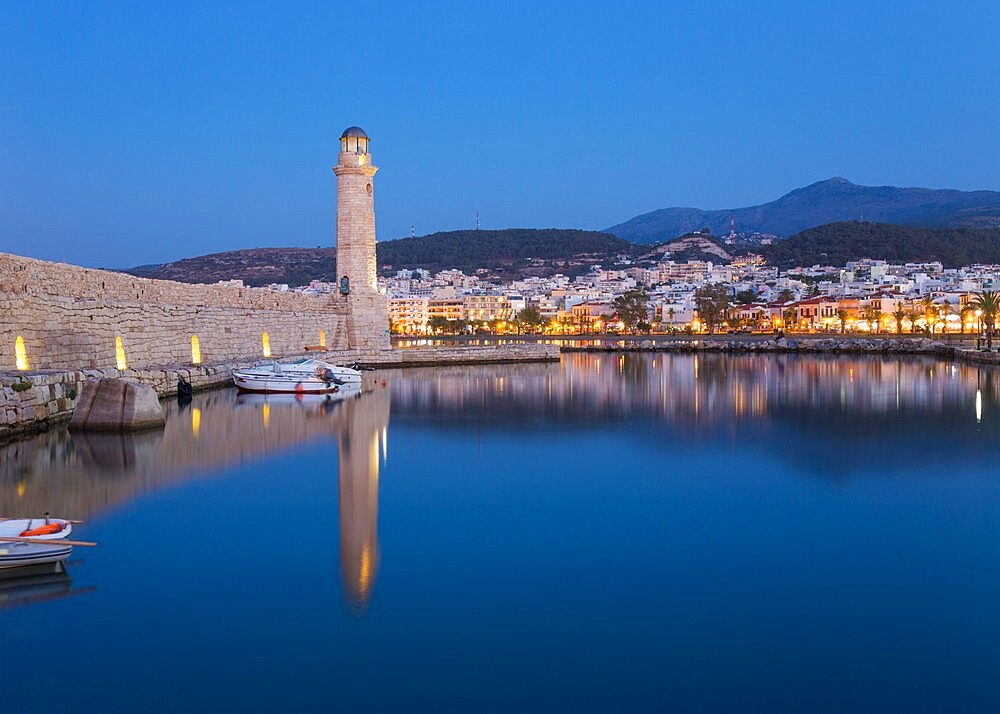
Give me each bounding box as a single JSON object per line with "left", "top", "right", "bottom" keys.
{"left": 906, "top": 310, "right": 922, "bottom": 335}
{"left": 427, "top": 315, "right": 450, "bottom": 334}
{"left": 667, "top": 307, "right": 676, "bottom": 332}
{"left": 734, "top": 289, "right": 758, "bottom": 305}
{"left": 612, "top": 290, "right": 651, "bottom": 334}
{"left": 862, "top": 305, "right": 878, "bottom": 333}
{"left": 873, "top": 308, "right": 883, "bottom": 334}
{"left": 777, "top": 288, "right": 795, "bottom": 303}
{"left": 836, "top": 308, "right": 849, "bottom": 334}
{"left": 694, "top": 284, "right": 730, "bottom": 334}
{"left": 807, "top": 283, "right": 821, "bottom": 297}
{"left": 518, "top": 305, "right": 544, "bottom": 332}
{"left": 892, "top": 308, "right": 907, "bottom": 335}
{"left": 782, "top": 307, "right": 797, "bottom": 331}
{"left": 970, "top": 291, "right": 1000, "bottom": 349}
{"left": 921, "top": 295, "right": 936, "bottom": 335}
{"left": 936, "top": 301, "right": 953, "bottom": 333}
{"left": 960, "top": 303, "right": 976, "bottom": 335}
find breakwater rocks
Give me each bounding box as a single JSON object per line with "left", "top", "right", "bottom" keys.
{"left": 562, "top": 337, "right": 957, "bottom": 357}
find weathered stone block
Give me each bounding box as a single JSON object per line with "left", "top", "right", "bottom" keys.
{"left": 69, "top": 378, "right": 165, "bottom": 432}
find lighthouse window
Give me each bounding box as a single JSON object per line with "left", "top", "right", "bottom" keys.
{"left": 366, "top": 183, "right": 372, "bottom": 195}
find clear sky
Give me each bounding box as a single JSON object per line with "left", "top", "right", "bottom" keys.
{"left": 2, "top": 1, "right": 998, "bottom": 268}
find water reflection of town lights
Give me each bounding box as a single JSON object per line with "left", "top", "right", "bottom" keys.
{"left": 976, "top": 389, "right": 982, "bottom": 423}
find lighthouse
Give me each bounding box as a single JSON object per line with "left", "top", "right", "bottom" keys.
{"left": 334, "top": 126, "right": 389, "bottom": 349}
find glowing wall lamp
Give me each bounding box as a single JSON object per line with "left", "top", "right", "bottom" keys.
{"left": 14, "top": 336, "right": 29, "bottom": 371}
{"left": 191, "top": 335, "right": 202, "bottom": 364}
{"left": 319, "top": 330, "right": 327, "bottom": 348}
{"left": 262, "top": 332, "right": 271, "bottom": 357}
{"left": 115, "top": 336, "right": 128, "bottom": 370}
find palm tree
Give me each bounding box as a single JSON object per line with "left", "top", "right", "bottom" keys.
{"left": 970, "top": 291, "right": 1000, "bottom": 349}
{"left": 777, "top": 288, "right": 795, "bottom": 303}
{"left": 960, "top": 303, "right": 976, "bottom": 335}
{"left": 835, "top": 308, "right": 848, "bottom": 334}
{"left": 906, "top": 310, "right": 921, "bottom": 335}
{"left": 872, "top": 308, "right": 883, "bottom": 334}
{"left": 892, "top": 308, "right": 907, "bottom": 335}
{"left": 936, "top": 302, "right": 953, "bottom": 334}
{"left": 862, "top": 305, "right": 878, "bottom": 332}
{"left": 667, "top": 307, "right": 676, "bottom": 332}
{"left": 921, "top": 295, "right": 936, "bottom": 335}
{"left": 782, "top": 307, "right": 796, "bottom": 332}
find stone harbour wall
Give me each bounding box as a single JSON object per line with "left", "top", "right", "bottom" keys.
{"left": 0, "top": 343, "right": 560, "bottom": 439}
{"left": 0, "top": 252, "right": 350, "bottom": 372}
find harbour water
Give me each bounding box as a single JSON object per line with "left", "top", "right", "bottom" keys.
{"left": 2, "top": 353, "right": 1000, "bottom": 711}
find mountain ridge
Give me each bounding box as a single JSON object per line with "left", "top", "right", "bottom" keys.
{"left": 606, "top": 178, "right": 1000, "bottom": 243}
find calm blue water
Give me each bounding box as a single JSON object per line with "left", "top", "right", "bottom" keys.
{"left": 3, "top": 353, "right": 1000, "bottom": 712}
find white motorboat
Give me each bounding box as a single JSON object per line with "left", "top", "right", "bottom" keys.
{"left": 0, "top": 541, "right": 73, "bottom": 572}
{"left": 0, "top": 517, "right": 73, "bottom": 540}
{"left": 234, "top": 385, "right": 361, "bottom": 408}
{"left": 232, "top": 358, "right": 363, "bottom": 394}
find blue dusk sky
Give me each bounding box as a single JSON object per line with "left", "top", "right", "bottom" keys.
{"left": 1, "top": 1, "right": 998, "bottom": 268}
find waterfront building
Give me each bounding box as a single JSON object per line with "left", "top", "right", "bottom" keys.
{"left": 464, "top": 294, "right": 514, "bottom": 322}
{"left": 388, "top": 297, "right": 430, "bottom": 333}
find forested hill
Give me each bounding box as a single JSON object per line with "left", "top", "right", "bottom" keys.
{"left": 376, "top": 229, "right": 631, "bottom": 277}
{"left": 125, "top": 229, "right": 632, "bottom": 285}
{"left": 759, "top": 222, "right": 1000, "bottom": 269}
{"left": 128, "top": 247, "right": 337, "bottom": 287}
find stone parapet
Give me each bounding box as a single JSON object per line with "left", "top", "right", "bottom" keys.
{"left": 0, "top": 252, "right": 350, "bottom": 372}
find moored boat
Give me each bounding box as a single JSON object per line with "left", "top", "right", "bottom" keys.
{"left": 232, "top": 358, "right": 363, "bottom": 394}
{"left": 0, "top": 517, "right": 73, "bottom": 540}
{"left": 0, "top": 541, "right": 73, "bottom": 572}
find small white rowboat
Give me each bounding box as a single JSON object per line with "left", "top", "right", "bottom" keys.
{"left": 0, "top": 517, "right": 73, "bottom": 540}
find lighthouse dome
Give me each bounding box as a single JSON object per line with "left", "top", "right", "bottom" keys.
{"left": 340, "top": 126, "right": 370, "bottom": 155}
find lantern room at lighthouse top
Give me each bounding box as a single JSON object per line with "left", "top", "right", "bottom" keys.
{"left": 340, "top": 126, "right": 369, "bottom": 156}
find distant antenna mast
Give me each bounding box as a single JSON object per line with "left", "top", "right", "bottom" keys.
{"left": 411, "top": 224, "right": 415, "bottom": 238}
{"left": 476, "top": 211, "right": 480, "bottom": 230}
{"left": 860, "top": 207, "right": 864, "bottom": 222}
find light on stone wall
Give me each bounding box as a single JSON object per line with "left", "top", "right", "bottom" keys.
{"left": 14, "top": 336, "right": 29, "bottom": 371}
{"left": 262, "top": 332, "right": 271, "bottom": 357}
{"left": 115, "top": 336, "right": 128, "bottom": 370}
{"left": 191, "top": 335, "right": 202, "bottom": 364}
{"left": 319, "top": 330, "right": 327, "bottom": 348}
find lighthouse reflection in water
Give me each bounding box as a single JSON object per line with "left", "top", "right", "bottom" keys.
{"left": 0, "top": 382, "right": 390, "bottom": 612}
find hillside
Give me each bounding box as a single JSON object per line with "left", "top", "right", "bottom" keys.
{"left": 759, "top": 222, "right": 1000, "bottom": 269}
{"left": 128, "top": 247, "right": 337, "bottom": 286}
{"left": 376, "top": 229, "right": 631, "bottom": 278}
{"left": 126, "top": 229, "right": 633, "bottom": 285}
{"left": 659, "top": 233, "right": 732, "bottom": 263}
{"left": 606, "top": 177, "right": 1000, "bottom": 244}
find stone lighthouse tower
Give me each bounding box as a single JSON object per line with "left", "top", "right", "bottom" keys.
{"left": 334, "top": 126, "right": 389, "bottom": 350}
